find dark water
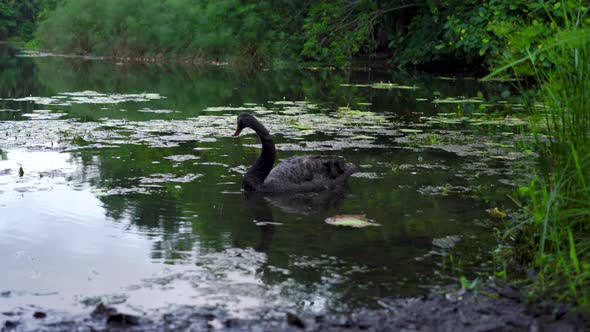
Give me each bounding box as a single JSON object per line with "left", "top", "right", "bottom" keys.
{"left": 0, "top": 45, "right": 522, "bottom": 317}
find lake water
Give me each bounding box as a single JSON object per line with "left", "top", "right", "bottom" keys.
{"left": 0, "top": 45, "right": 525, "bottom": 317}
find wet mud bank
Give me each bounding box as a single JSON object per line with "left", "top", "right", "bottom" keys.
{"left": 3, "top": 285, "right": 586, "bottom": 332}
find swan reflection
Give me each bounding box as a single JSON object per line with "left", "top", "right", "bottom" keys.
{"left": 242, "top": 186, "right": 349, "bottom": 252}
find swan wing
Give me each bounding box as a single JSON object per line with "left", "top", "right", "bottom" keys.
{"left": 261, "top": 156, "right": 355, "bottom": 192}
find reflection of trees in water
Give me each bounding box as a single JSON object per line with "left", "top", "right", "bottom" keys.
{"left": 0, "top": 46, "right": 50, "bottom": 120}
{"left": 71, "top": 142, "right": 270, "bottom": 262}
{"left": 99, "top": 192, "right": 198, "bottom": 262}
{"left": 2, "top": 43, "right": 518, "bottom": 124}
{"left": 0, "top": 47, "right": 37, "bottom": 96}
{"left": 23, "top": 45, "right": 513, "bottom": 122}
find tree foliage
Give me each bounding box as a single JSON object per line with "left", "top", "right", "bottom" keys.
{"left": 0, "top": 0, "right": 59, "bottom": 41}
{"left": 13, "top": 0, "right": 590, "bottom": 70}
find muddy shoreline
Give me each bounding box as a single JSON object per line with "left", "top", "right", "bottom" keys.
{"left": 3, "top": 285, "right": 587, "bottom": 331}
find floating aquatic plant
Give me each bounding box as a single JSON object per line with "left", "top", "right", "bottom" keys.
{"left": 370, "top": 82, "right": 420, "bottom": 90}
{"left": 325, "top": 215, "right": 381, "bottom": 228}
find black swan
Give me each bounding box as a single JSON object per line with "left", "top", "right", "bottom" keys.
{"left": 233, "top": 113, "right": 356, "bottom": 192}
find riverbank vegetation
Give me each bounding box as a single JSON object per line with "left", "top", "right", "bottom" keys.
{"left": 6, "top": 0, "right": 590, "bottom": 312}
{"left": 486, "top": 3, "right": 590, "bottom": 310}
{"left": 13, "top": 0, "right": 579, "bottom": 71}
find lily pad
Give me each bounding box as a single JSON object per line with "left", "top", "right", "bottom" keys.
{"left": 431, "top": 97, "right": 483, "bottom": 104}
{"left": 351, "top": 135, "right": 376, "bottom": 140}
{"left": 371, "top": 82, "right": 420, "bottom": 90}
{"left": 291, "top": 124, "right": 313, "bottom": 131}
{"left": 339, "top": 83, "right": 371, "bottom": 88}
{"left": 137, "top": 108, "right": 176, "bottom": 114}
{"left": 400, "top": 128, "right": 423, "bottom": 134}
{"left": 163, "top": 155, "right": 201, "bottom": 162}
{"left": 325, "top": 215, "right": 381, "bottom": 228}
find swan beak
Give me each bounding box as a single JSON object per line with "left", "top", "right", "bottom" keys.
{"left": 233, "top": 127, "right": 243, "bottom": 136}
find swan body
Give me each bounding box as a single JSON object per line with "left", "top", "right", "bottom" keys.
{"left": 233, "top": 113, "right": 356, "bottom": 192}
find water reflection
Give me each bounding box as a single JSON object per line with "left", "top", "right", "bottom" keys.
{"left": 241, "top": 188, "right": 349, "bottom": 252}
{"left": 241, "top": 193, "right": 276, "bottom": 252}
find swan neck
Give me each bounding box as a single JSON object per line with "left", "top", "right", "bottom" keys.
{"left": 244, "top": 120, "right": 275, "bottom": 191}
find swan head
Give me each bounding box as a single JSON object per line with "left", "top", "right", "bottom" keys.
{"left": 233, "top": 112, "right": 257, "bottom": 136}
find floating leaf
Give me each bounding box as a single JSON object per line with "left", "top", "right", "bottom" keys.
{"left": 432, "top": 97, "right": 483, "bottom": 104}
{"left": 371, "top": 82, "right": 419, "bottom": 90}
{"left": 292, "top": 124, "right": 313, "bottom": 130}
{"left": 325, "top": 215, "right": 381, "bottom": 228}
{"left": 340, "top": 83, "right": 371, "bottom": 88}
{"left": 400, "top": 128, "right": 423, "bottom": 133}
{"left": 486, "top": 207, "right": 506, "bottom": 218}
{"left": 351, "top": 135, "right": 375, "bottom": 140}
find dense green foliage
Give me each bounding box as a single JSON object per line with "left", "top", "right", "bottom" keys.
{"left": 486, "top": 2, "right": 590, "bottom": 309}
{"left": 30, "top": 0, "right": 584, "bottom": 70}
{"left": 36, "top": 0, "right": 293, "bottom": 63}
{"left": 0, "top": 0, "right": 58, "bottom": 41}
{"left": 392, "top": 0, "right": 579, "bottom": 71}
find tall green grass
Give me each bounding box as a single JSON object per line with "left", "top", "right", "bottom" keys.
{"left": 486, "top": 3, "right": 590, "bottom": 309}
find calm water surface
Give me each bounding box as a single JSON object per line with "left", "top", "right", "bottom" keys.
{"left": 0, "top": 45, "right": 521, "bottom": 316}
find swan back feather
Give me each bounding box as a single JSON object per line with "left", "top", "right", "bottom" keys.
{"left": 261, "top": 155, "right": 355, "bottom": 192}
